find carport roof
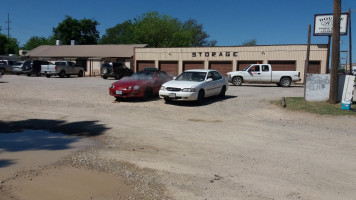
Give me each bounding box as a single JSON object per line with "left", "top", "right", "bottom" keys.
{"left": 26, "top": 44, "right": 148, "bottom": 58}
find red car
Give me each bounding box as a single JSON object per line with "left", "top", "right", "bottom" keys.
{"left": 109, "top": 70, "right": 172, "bottom": 100}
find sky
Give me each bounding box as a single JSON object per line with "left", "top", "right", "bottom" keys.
{"left": 1, "top": 0, "right": 355, "bottom": 63}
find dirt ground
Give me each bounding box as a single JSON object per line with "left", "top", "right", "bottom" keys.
{"left": 0, "top": 75, "right": 356, "bottom": 200}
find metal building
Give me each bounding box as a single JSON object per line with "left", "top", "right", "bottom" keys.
{"left": 25, "top": 44, "right": 147, "bottom": 76}
{"left": 134, "top": 44, "right": 329, "bottom": 83}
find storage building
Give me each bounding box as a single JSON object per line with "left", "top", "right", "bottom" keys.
{"left": 134, "top": 44, "right": 329, "bottom": 83}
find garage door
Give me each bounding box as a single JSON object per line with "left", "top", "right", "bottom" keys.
{"left": 308, "top": 61, "right": 321, "bottom": 74}
{"left": 237, "top": 61, "right": 263, "bottom": 71}
{"left": 268, "top": 61, "right": 296, "bottom": 71}
{"left": 136, "top": 61, "right": 155, "bottom": 72}
{"left": 183, "top": 61, "right": 204, "bottom": 71}
{"left": 209, "top": 61, "right": 233, "bottom": 76}
{"left": 159, "top": 61, "right": 179, "bottom": 77}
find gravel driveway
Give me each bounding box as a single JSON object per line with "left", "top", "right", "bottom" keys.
{"left": 0, "top": 75, "right": 355, "bottom": 200}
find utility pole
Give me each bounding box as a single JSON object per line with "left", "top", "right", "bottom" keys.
{"left": 349, "top": 9, "right": 353, "bottom": 74}
{"left": 304, "top": 24, "right": 311, "bottom": 99}
{"left": 329, "top": 0, "right": 341, "bottom": 104}
{"left": 6, "top": 13, "right": 10, "bottom": 38}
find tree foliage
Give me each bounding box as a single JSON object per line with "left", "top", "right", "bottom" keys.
{"left": 0, "top": 33, "right": 19, "bottom": 55}
{"left": 52, "top": 16, "right": 100, "bottom": 45}
{"left": 22, "top": 36, "right": 55, "bottom": 50}
{"left": 100, "top": 11, "right": 216, "bottom": 47}
{"left": 242, "top": 39, "right": 257, "bottom": 46}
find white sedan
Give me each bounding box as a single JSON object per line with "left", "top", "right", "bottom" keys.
{"left": 159, "top": 69, "right": 228, "bottom": 104}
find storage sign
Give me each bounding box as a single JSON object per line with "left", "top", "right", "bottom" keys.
{"left": 314, "top": 13, "right": 349, "bottom": 36}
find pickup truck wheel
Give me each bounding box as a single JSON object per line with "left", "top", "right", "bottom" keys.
{"left": 59, "top": 70, "right": 66, "bottom": 78}
{"left": 280, "top": 77, "right": 291, "bottom": 87}
{"left": 218, "top": 86, "right": 226, "bottom": 98}
{"left": 0, "top": 69, "right": 4, "bottom": 75}
{"left": 196, "top": 90, "right": 205, "bottom": 105}
{"left": 232, "top": 77, "right": 242, "bottom": 86}
{"left": 78, "top": 71, "right": 83, "bottom": 77}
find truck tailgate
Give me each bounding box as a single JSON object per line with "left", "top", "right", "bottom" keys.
{"left": 41, "top": 65, "right": 56, "bottom": 73}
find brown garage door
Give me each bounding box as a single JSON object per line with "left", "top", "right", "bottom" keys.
{"left": 183, "top": 61, "right": 204, "bottom": 71}
{"left": 237, "top": 61, "right": 263, "bottom": 71}
{"left": 209, "top": 61, "right": 233, "bottom": 76}
{"left": 268, "top": 61, "right": 296, "bottom": 71}
{"left": 308, "top": 61, "right": 321, "bottom": 74}
{"left": 159, "top": 61, "right": 179, "bottom": 77}
{"left": 136, "top": 61, "right": 155, "bottom": 72}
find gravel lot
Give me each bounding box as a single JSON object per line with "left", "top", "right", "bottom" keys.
{"left": 1, "top": 75, "right": 356, "bottom": 200}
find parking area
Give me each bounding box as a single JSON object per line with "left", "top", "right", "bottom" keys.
{"left": 1, "top": 75, "right": 356, "bottom": 200}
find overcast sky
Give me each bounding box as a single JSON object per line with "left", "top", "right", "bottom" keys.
{"left": 1, "top": 0, "right": 355, "bottom": 63}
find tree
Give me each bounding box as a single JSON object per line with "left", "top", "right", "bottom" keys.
{"left": 22, "top": 36, "right": 54, "bottom": 50}
{"left": 0, "top": 33, "right": 19, "bottom": 55}
{"left": 100, "top": 20, "right": 135, "bottom": 44}
{"left": 183, "top": 19, "right": 215, "bottom": 47}
{"left": 242, "top": 39, "right": 257, "bottom": 46}
{"left": 52, "top": 16, "right": 100, "bottom": 45}
{"left": 100, "top": 11, "right": 216, "bottom": 47}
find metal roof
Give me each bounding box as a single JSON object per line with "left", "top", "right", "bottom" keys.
{"left": 26, "top": 44, "right": 147, "bottom": 58}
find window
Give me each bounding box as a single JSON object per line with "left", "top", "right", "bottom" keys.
{"left": 212, "top": 71, "right": 222, "bottom": 80}
{"left": 249, "top": 65, "right": 260, "bottom": 72}
{"left": 262, "top": 65, "right": 269, "bottom": 72}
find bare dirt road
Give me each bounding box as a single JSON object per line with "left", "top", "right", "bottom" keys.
{"left": 1, "top": 75, "right": 356, "bottom": 200}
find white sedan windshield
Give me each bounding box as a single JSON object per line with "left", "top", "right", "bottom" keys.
{"left": 176, "top": 72, "right": 206, "bottom": 82}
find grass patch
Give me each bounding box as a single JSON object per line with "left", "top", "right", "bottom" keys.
{"left": 271, "top": 97, "right": 356, "bottom": 116}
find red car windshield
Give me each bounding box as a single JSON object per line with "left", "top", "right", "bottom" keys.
{"left": 130, "top": 71, "right": 155, "bottom": 80}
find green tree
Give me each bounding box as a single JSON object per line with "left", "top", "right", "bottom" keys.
{"left": 100, "top": 20, "right": 135, "bottom": 44}
{"left": 0, "top": 33, "right": 19, "bottom": 55}
{"left": 242, "top": 39, "right": 257, "bottom": 46}
{"left": 53, "top": 16, "right": 100, "bottom": 45}
{"left": 22, "top": 36, "right": 54, "bottom": 50}
{"left": 100, "top": 11, "right": 216, "bottom": 47}
{"left": 183, "top": 19, "right": 216, "bottom": 47}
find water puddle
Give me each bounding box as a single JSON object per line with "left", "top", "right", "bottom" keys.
{"left": 0, "top": 130, "right": 97, "bottom": 180}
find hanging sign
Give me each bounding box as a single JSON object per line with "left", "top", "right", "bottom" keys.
{"left": 314, "top": 13, "right": 349, "bottom": 36}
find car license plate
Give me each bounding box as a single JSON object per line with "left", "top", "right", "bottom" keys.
{"left": 116, "top": 90, "right": 122, "bottom": 95}
{"left": 168, "top": 93, "right": 176, "bottom": 98}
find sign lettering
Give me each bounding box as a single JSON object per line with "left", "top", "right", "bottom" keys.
{"left": 191, "top": 51, "right": 238, "bottom": 58}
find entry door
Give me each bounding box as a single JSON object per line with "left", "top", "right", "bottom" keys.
{"left": 205, "top": 72, "right": 216, "bottom": 96}
{"left": 260, "top": 65, "right": 272, "bottom": 82}
{"left": 68, "top": 62, "right": 76, "bottom": 74}
{"left": 244, "top": 65, "right": 261, "bottom": 82}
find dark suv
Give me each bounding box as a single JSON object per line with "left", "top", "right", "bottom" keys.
{"left": 101, "top": 62, "right": 133, "bottom": 80}
{"left": 23, "top": 60, "right": 51, "bottom": 76}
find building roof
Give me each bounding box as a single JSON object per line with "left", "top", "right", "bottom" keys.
{"left": 26, "top": 44, "right": 147, "bottom": 58}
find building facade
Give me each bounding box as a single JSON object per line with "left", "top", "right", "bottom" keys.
{"left": 25, "top": 44, "right": 147, "bottom": 76}
{"left": 134, "top": 44, "right": 329, "bottom": 83}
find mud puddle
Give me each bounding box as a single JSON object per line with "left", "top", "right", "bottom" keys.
{"left": 0, "top": 129, "right": 97, "bottom": 180}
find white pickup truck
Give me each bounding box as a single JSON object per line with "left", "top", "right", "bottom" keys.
{"left": 226, "top": 64, "right": 301, "bottom": 87}
{"left": 41, "top": 61, "right": 84, "bottom": 78}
